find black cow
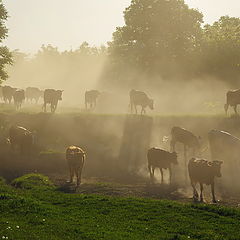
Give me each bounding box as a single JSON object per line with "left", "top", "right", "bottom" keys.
{"left": 9, "top": 126, "right": 34, "bottom": 155}
{"left": 25, "top": 87, "right": 42, "bottom": 104}
{"left": 43, "top": 89, "right": 63, "bottom": 113}
{"left": 147, "top": 147, "right": 177, "bottom": 184}
{"left": 208, "top": 129, "right": 240, "bottom": 161}
{"left": 85, "top": 90, "right": 100, "bottom": 109}
{"left": 224, "top": 89, "right": 240, "bottom": 115}
{"left": 2, "top": 86, "right": 16, "bottom": 104}
{"left": 129, "top": 89, "right": 154, "bottom": 114}
{"left": 13, "top": 89, "right": 25, "bottom": 110}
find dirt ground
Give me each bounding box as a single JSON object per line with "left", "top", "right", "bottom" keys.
{"left": 50, "top": 174, "right": 240, "bottom": 208}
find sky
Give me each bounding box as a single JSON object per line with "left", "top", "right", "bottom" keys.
{"left": 2, "top": 0, "right": 240, "bottom": 53}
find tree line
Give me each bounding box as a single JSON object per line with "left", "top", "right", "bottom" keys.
{"left": 0, "top": 0, "right": 240, "bottom": 89}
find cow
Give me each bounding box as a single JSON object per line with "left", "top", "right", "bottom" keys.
{"left": 85, "top": 90, "right": 100, "bottom": 109}
{"left": 147, "top": 147, "right": 177, "bottom": 184}
{"left": 224, "top": 89, "right": 240, "bottom": 115}
{"left": 43, "top": 89, "right": 63, "bottom": 113}
{"left": 188, "top": 158, "right": 223, "bottom": 203}
{"left": 129, "top": 89, "right": 154, "bottom": 115}
{"left": 9, "top": 126, "right": 34, "bottom": 155}
{"left": 2, "top": 86, "right": 16, "bottom": 104}
{"left": 13, "top": 89, "right": 25, "bottom": 110}
{"left": 66, "top": 146, "right": 86, "bottom": 186}
{"left": 25, "top": 87, "right": 42, "bottom": 104}
{"left": 208, "top": 130, "right": 240, "bottom": 160}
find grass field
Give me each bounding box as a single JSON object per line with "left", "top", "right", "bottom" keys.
{"left": 0, "top": 174, "right": 240, "bottom": 240}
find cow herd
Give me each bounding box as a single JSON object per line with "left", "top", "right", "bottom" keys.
{"left": 1, "top": 85, "right": 240, "bottom": 204}
{"left": 1, "top": 85, "right": 240, "bottom": 115}
{"left": 0, "top": 86, "right": 63, "bottom": 113}
{"left": 6, "top": 121, "right": 240, "bottom": 203}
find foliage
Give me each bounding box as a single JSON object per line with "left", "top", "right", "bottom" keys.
{"left": 6, "top": 42, "right": 107, "bottom": 92}
{"left": 0, "top": 1, "right": 12, "bottom": 83}
{"left": 11, "top": 173, "right": 53, "bottom": 189}
{"left": 102, "top": 1, "right": 240, "bottom": 88}
{"left": 104, "top": 0, "right": 203, "bottom": 87}
{"left": 0, "top": 174, "right": 240, "bottom": 239}
{"left": 200, "top": 16, "right": 240, "bottom": 84}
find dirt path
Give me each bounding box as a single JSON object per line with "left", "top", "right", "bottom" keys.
{"left": 49, "top": 174, "right": 240, "bottom": 208}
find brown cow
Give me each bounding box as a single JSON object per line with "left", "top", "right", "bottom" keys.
{"left": 188, "top": 158, "right": 223, "bottom": 203}
{"left": 147, "top": 147, "right": 177, "bottom": 184}
{"left": 224, "top": 89, "right": 240, "bottom": 115}
{"left": 66, "top": 146, "right": 85, "bottom": 186}
{"left": 43, "top": 89, "right": 63, "bottom": 113}
{"left": 129, "top": 89, "right": 154, "bottom": 114}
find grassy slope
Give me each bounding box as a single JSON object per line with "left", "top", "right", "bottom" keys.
{"left": 0, "top": 175, "right": 239, "bottom": 240}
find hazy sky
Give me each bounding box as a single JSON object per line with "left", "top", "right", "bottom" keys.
{"left": 2, "top": 0, "right": 240, "bottom": 53}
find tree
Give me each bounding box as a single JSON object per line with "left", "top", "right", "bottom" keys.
{"left": 200, "top": 16, "right": 240, "bottom": 85}
{"left": 105, "top": 0, "right": 203, "bottom": 87}
{"left": 0, "top": 1, "right": 12, "bottom": 83}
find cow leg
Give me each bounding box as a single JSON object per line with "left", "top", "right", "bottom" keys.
{"left": 233, "top": 105, "right": 237, "bottom": 115}
{"left": 169, "top": 167, "right": 172, "bottom": 185}
{"left": 51, "top": 103, "right": 55, "bottom": 113}
{"left": 184, "top": 145, "right": 187, "bottom": 181}
{"left": 148, "top": 164, "right": 153, "bottom": 181}
{"left": 200, "top": 183, "right": 204, "bottom": 202}
{"left": 134, "top": 105, "right": 137, "bottom": 114}
{"left": 69, "top": 166, "right": 74, "bottom": 183}
{"left": 170, "top": 140, "right": 175, "bottom": 152}
{"left": 191, "top": 181, "right": 198, "bottom": 201}
{"left": 76, "top": 165, "right": 83, "bottom": 187}
{"left": 152, "top": 167, "right": 155, "bottom": 178}
{"left": 211, "top": 183, "right": 217, "bottom": 203}
{"left": 43, "top": 103, "right": 47, "bottom": 112}
{"left": 160, "top": 168, "right": 164, "bottom": 183}
{"left": 85, "top": 102, "right": 87, "bottom": 109}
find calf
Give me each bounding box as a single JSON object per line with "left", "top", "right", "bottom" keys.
{"left": 188, "top": 158, "right": 223, "bottom": 203}
{"left": 66, "top": 146, "right": 85, "bottom": 186}
{"left": 147, "top": 147, "right": 177, "bottom": 184}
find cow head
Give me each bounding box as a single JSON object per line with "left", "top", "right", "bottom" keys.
{"left": 211, "top": 160, "right": 223, "bottom": 177}
{"left": 148, "top": 99, "right": 154, "bottom": 110}
{"left": 171, "top": 151, "right": 178, "bottom": 165}
{"left": 56, "top": 90, "right": 63, "bottom": 100}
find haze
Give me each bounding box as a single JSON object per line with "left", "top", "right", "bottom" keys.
{"left": 3, "top": 0, "right": 240, "bottom": 53}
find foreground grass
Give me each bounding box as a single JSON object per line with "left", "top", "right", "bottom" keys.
{"left": 0, "top": 174, "right": 240, "bottom": 240}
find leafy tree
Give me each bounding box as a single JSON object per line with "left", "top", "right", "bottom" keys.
{"left": 200, "top": 16, "right": 240, "bottom": 85}
{"left": 105, "top": 0, "right": 203, "bottom": 87}
{"left": 0, "top": 1, "right": 12, "bottom": 83}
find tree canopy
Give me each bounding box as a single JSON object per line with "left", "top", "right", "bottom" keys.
{"left": 102, "top": 0, "right": 240, "bottom": 88}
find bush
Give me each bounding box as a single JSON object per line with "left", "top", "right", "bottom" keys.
{"left": 11, "top": 173, "right": 54, "bottom": 189}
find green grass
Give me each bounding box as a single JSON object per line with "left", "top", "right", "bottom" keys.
{"left": 0, "top": 174, "right": 240, "bottom": 240}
